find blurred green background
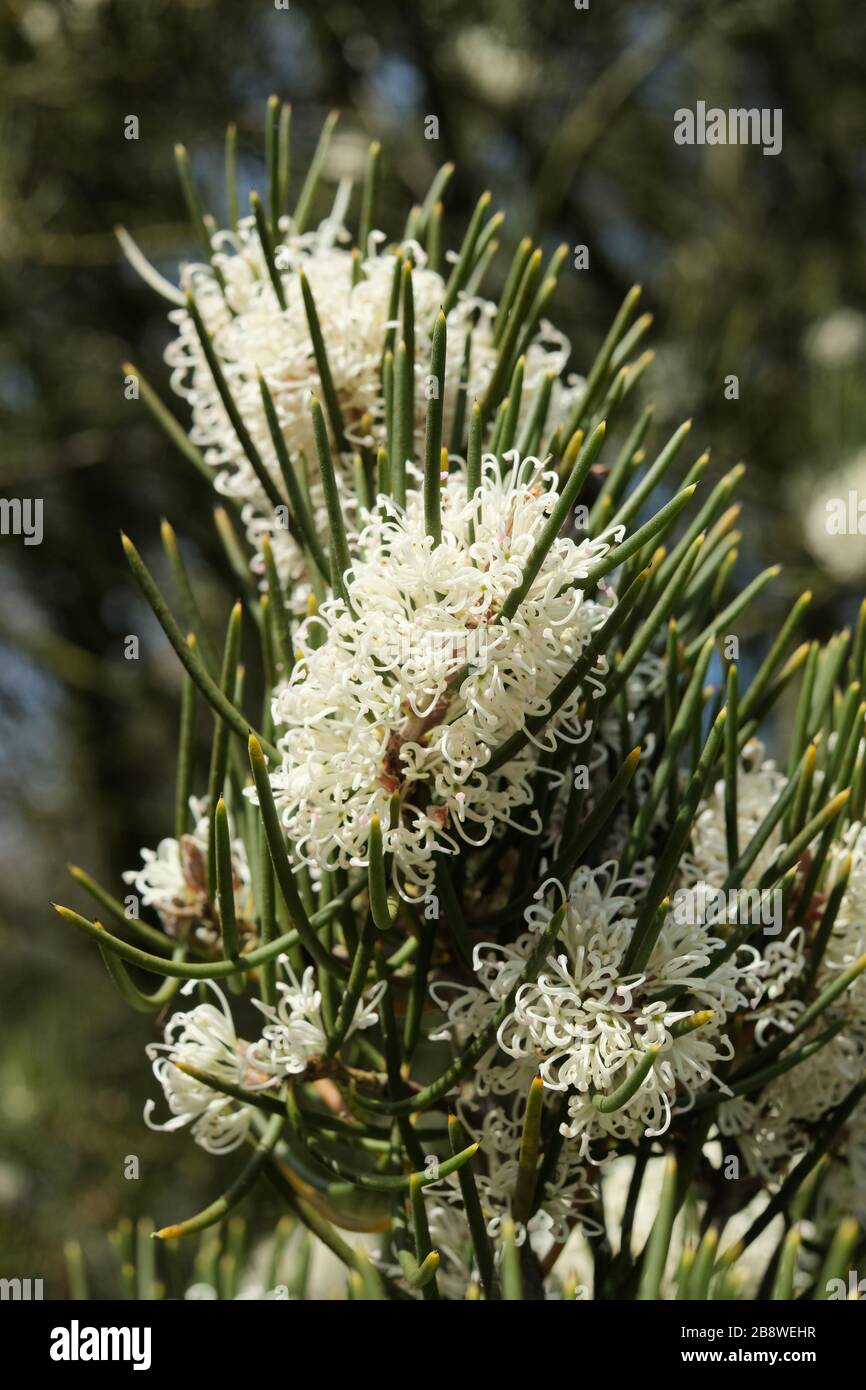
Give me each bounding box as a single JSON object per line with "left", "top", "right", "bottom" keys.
{"left": 1, "top": 0, "right": 864, "bottom": 1294}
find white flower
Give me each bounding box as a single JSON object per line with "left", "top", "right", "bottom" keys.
{"left": 719, "top": 1029, "right": 865, "bottom": 1182}
{"left": 250, "top": 955, "right": 383, "bottom": 1076}
{"left": 266, "top": 456, "right": 619, "bottom": 896}
{"left": 123, "top": 796, "right": 253, "bottom": 944}
{"left": 165, "top": 214, "right": 582, "bottom": 597}
{"left": 449, "top": 863, "right": 757, "bottom": 1159}
{"left": 747, "top": 928, "right": 809, "bottom": 1043}
{"left": 716, "top": 822, "right": 866, "bottom": 1180}
{"left": 145, "top": 981, "right": 275, "bottom": 1154}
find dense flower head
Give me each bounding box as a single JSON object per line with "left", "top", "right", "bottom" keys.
{"left": 436, "top": 863, "right": 762, "bottom": 1160}
{"left": 717, "top": 820, "right": 866, "bottom": 1184}
{"left": 72, "top": 109, "right": 866, "bottom": 1300}
{"left": 165, "top": 212, "right": 582, "bottom": 591}
{"left": 145, "top": 959, "right": 383, "bottom": 1155}
{"left": 249, "top": 955, "right": 383, "bottom": 1078}
{"left": 379, "top": 1084, "right": 597, "bottom": 1298}
{"left": 145, "top": 981, "right": 276, "bottom": 1154}
{"left": 267, "top": 455, "right": 620, "bottom": 896}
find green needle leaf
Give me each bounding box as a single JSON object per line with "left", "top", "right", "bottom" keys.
{"left": 278, "top": 104, "right": 292, "bottom": 219}
{"left": 448, "top": 1113, "right": 496, "bottom": 1299}
{"left": 582, "top": 486, "right": 697, "bottom": 591}
{"left": 293, "top": 110, "right": 339, "bottom": 235}
{"left": 423, "top": 311, "right": 447, "bottom": 544}
{"left": 206, "top": 602, "right": 243, "bottom": 895}
{"left": 265, "top": 95, "right": 281, "bottom": 242}
{"left": 687, "top": 1227, "right": 719, "bottom": 1300}
{"left": 175, "top": 653, "right": 198, "bottom": 843}
{"left": 114, "top": 226, "right": 185, "bottom": 305}
{"left": 684, "top": 565, "right": 782, "bottom": 663}
{"left": 251, "top": 190, "right": 286, "bottom": 308}
{"left": 99, "top": 945, "right": 185, "bottom": 1014}
{"left": 759, "top": 789, "right": 850, "bottom": 887}
{"left": 184, "top": 291, "right": 284, "bottom": 511}
{"left": 609, "top": 419, "right": 692, "bottom": 532}
{"left": 155, "top": 1113, "right": 284, "bottom": 1240}
{"left": 357, "top": 140, "right": 381, "bottom": 256}
{"left": 480, "top": 248, "right": 542, "bottom": 421}
{"left": 174, "top": 142, "right": 216, "bottom": 262}
{"left": 300, "top": 269, "right": 347, "bottom": 451}
{"left": 443, "top": 191, "right": 492, "bottom": 316}
{"left": 368, "top": 816, "right": 396, "bottom": 932}
{"left": 257, "top": 372, "right": 329, "bottom": 582}
{"left": 214, "top": 797, "right": 240, "bottom": 964}
{"left": 121, "top": 532, "right": 280, "bottom": 761}
{"left": 513, "top": 1076, "right": 546, "bottom": 1225}
{"left": 310, "top": 395, "right": 353, "bottom": 607}
{"left": 637, "top": 1153, "right": 677, "bottom": 1299}
{"left": 326, "top": 913, "right": 374, "bottom": 1057}
{"left": 124, "top": 362, "right": 215, "bottom": 489}
{"left": 500, "top": 1220, "right": 522, "bottom": 1301}
{"left": 409, "top": 1174, "right": 440, "bottom": 1301}
{"left": 813, "top": 1217, "right": 859, "bottom": 1299}
{"left": 500, "top": 419, "right": 607, "bottom": 622}
{"left": 771, "top": 1226, "right": 801, "bottom": 1300}
{"left": 225, "top": 121, "right": 239, "bottom": 232}
{"left": 248, "top": 734, "right": 351, "bottom": 981}
{"left": 565, "top": 283, "right": 641, "bottom": 437}
{"left": 593, "top": 1048, "right": 659, "bottom": 1114}
{"left": 397, "top": 1250, "right": 441, "bottom": 1290}
{"left": 172, "top": 1062, "right": 284, "bottom": 1117}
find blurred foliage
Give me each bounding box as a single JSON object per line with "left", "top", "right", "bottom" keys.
{"left": 0, "top": 0, "right": 864, "bottom": 1289}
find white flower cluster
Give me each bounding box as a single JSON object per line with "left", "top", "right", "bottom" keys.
{"left": 145, "top": 980, "right": 275, "bottom": 1155}
{"left": 123, "top": 796, "right": 253, "bottom": 945}
{"left": 267, "top": 457, "right": 619, "bottom": 897}
{"left": 683, "top": 749, "right": 866, "bottom": 1190}
{"left": 718, "top": 1029, "right": 865, "bottom": 1184}
{"left": 435, "top": 863, "right": 759, "bottom": 1161}
{"left": 145, "top": 960, "right": 382, "bottom": 1154}
{"left": 250, "top": 959, "right": 383, "bottom": 1078}
{"left": 165, "top": 212, "right": 581, "bottom": 592}
{"left": 423, "top": 1092, "right": 597, "bottom": 1298}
